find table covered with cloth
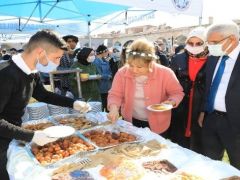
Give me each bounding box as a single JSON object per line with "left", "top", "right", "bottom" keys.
{"left": 7, "top": 116, "right": 240, "bottom": 180}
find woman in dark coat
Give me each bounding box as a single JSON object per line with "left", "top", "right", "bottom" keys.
{"left": 169, "top": 27, "right": 209, "bottom": 154}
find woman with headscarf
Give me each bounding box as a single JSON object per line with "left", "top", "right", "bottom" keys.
{"left": 69, "top": 47, "right": 101, "bottom": 101}
{"left": 169, "top": 27, "right": 209, "bottom": 154}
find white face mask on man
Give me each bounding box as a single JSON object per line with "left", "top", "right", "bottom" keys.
{"left": 208, "top": 44, "right": 225, "bottom": 56}
{"left": 36, "top": 51, "right": 58, "bottom": 73}
{"left": 185, "top": 44, "right": 205, "bottom": 55}
{"left": 207, "top": 36, "right": 232, "bottom": 56}
{"left": 207, "top": 43, "right": 233, "bottom": 57}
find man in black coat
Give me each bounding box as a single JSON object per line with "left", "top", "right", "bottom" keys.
{"left": 200, "top": 21, "right": 240, "bottom": 169}
{"left": 154, "top": 40, "right": 169, "bottom": 67}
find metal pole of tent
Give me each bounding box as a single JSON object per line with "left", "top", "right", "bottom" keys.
{"left": 88, "top": 21, "right": 91, "bottom": 47}
{"left": 199, "top": 16, "right": 202, "bottom": 26}
{"left": 90, "top": 11, "right": 125, "bottom": 33}
{"left": 18, "top": 18, "right": 21, "bottom": 31}
{"left": 199, "top": 0, "right": 203, "bottom": 26}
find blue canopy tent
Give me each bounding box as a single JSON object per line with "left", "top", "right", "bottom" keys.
{"left": 0, "top": 0, "right": 129, "bottom": 44}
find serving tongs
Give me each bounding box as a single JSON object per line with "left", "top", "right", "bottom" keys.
{"left": 112, "top": 124, "right": 121, "bottom": 133}
{"left": 111, "top": 119, "right": 124, "bottom": 135}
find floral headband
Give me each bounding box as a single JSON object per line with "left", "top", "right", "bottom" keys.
{"left": 126, "top": 50, "right": 157, "bottom": 59}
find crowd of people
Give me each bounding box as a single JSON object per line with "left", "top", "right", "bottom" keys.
{"left": 0, "top": 20, "right": 240, "bottom": 179}
{"left": 0, "top": 48, "right": 20, "bottom": 61}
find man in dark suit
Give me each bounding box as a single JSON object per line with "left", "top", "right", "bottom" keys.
{"left": 200, "top": 21, "right": 240, "bottom": 169}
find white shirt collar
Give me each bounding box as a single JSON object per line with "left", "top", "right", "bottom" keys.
{"left": 12, "top": 54, "right": 38, "bottom": 75}
{"left": 228, "top": 42, "right": 240, "bottom": 60}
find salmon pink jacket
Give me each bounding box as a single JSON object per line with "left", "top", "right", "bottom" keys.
{"left": 108, "top": 62, "right": 184, "bottom": 134}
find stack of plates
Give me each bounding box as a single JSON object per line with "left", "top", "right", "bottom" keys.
{"left": 27, "top": 102, "right": 49, "bottom": 120}
{"left": 21, "top": 108, "right": 29, "bottom": 123}
{"left": 68, "top": 108, "right": 79, "bottom": 114}
{"left": 69, "top": 101, "right": 102, "bottom": 114}
{"left": 48, "top": 104, "right": 69, "bottom": 116}
{"left": 88, "top": 101, "right": 102, "bottom": 113}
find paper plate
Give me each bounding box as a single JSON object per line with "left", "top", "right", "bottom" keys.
{"left": 147, "top": 103, "right": 173, "bottom": 112}
{"left": 43, "top": 126, "right": 75, "bottom": 138}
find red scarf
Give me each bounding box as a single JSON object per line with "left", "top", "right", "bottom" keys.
{"left": 185, "top": 56, "right": 207, "bottom": 137}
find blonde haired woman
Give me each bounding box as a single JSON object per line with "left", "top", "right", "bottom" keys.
{"left": 107, "top": 39, "right": 184, "bottom": 136}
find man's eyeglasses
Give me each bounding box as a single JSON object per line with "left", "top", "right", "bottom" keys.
{"left": 207, "top": 36, "right": 230, "bottom": 45}
{"left": 187, "top": 41, "right": 204, "bottom": 47}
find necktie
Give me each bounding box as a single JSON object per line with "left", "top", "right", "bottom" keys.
{"left": 207, "top": 55, "right": 229, "bottom": 113}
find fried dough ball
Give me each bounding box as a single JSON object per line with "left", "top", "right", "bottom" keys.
{"left": 31, "top": 135, "right": 95, "bottom": 165}
{"left": 72, "top": 137, "right": 79, "bottom": 143}
{"left": 83, "top": 130, "right": 137, "bottom": 147}
{"left": 32, "top": 146, "right": 39, "bottom": 155}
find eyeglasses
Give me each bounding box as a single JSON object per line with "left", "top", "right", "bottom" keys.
{"left": 187, "top": 41, "right": 204, "bottom": 47}
{"left": 207, "top": 36, "right": 230, "bottom": 45}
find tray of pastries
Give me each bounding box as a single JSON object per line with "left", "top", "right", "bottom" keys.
{"left": 100, "top": 160, "right": 144, "bottom": 180}
{"left": 25, "top": 134, "right": 97, "bottom": 167}
{"left": 82, "top": 126, "right": 144, "bottom": 149}
{"left": 51, "top": 114, "right": 97, "bottom": 131}
{"left": 142, "top": 159, "right": 177, "bottom": 174}
{"left": 22, "top": 118, "right": 56, "bottom": 131}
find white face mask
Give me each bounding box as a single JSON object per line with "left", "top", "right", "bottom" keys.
{"left": 185, "top": 44, "right": 205, "bottom": 55}
{"left": 36, "top": 52, "right": 58, "bottom": 73}
{"left": 104, "top": 56, "right": 111, "bottom": 61}
{"left": 87, "top": 56, "right": 95, "bottom": 63}
{"left": 208, "top": 36, "right": 232, "bottom": 56}
{"left": 208, "top": 44, "right": 226, "bottom": 56}
{"left": 113, "top": 52, "right": 120, "bottom": 57}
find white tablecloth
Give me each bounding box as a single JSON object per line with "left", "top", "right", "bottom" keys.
{"left": 7, "top": 116, "right": 240, "bottom": 180}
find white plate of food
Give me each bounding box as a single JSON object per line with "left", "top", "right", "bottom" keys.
{"left": 43, "top": 125, "right": 75, "bottom": 138}
{"left": 147, "top": 103, "right": 173, "bottom": 112}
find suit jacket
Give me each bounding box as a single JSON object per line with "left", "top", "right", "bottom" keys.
{"left": 156, "top": 51, "right": 169, "bottom": 67}
{"left": 204, "top": 53, "right": 240, "bottom": 134}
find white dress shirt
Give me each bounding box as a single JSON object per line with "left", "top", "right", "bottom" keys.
{"left": 213, "top": 43, "right": 240, "bottom": 112}
{"left": 12, "top": 54, "right": 38, "bottom": 75}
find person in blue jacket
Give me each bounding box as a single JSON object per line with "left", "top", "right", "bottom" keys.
{"left": 93, "top": 44, "right": 112, "bottom": 111}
